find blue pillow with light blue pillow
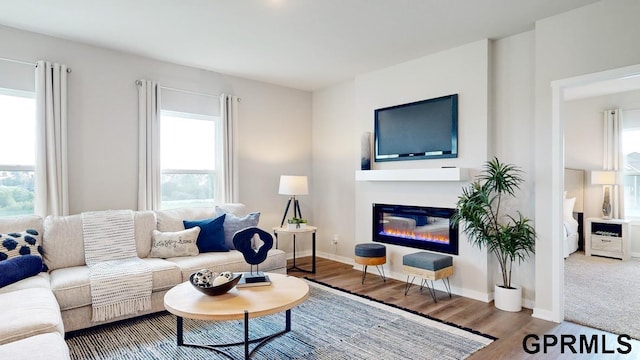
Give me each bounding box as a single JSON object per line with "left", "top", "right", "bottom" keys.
{"left": 183, "top": 214, "right": 228, "bottom": 252}
{"left": 0, "top": 255, "right": 43, "bottom": 288}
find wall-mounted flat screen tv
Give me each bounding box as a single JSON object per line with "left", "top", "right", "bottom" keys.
{"left": 374, "top": 94, "right": 458, "bottom": 162}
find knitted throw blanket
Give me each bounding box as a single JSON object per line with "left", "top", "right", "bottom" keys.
{"left": 82, "top": 210, "right": 152, "bottom": 322}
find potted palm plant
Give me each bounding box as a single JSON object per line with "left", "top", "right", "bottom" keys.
{"left": 452, "top": 157, "right": 536, "bottom": 312}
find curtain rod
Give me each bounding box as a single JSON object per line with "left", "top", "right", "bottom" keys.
{"left": 135, "top": 80, "right": 220, "bottom": 99}
{"left": 0, "top": 56, "right": 34, "bottom": 66}
{"left": 160, "top": 85, "right": 219, "bottom": 99}
{"left": 0, "top": 57, "right": 72, "bottom": 73}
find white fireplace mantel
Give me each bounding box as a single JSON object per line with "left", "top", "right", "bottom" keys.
{"left": 355, "top": 168, "right": 468, "bottom": 182}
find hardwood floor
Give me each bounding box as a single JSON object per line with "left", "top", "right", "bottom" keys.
{"left": 287, "top": 256, "right": 640, "bottom": 359}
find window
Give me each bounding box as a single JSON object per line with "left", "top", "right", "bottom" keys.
{"left": 0, "top": 89, "right": 36, "bottom": 217}
{"left": 622, "top": 109, "right": 640, "bottom": 218}
{"left": 159, "top": 110, "right": 220, "bottom": 209}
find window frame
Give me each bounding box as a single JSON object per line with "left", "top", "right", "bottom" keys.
{"left": 158, "top": 109, "right": 222, "bottom": 210}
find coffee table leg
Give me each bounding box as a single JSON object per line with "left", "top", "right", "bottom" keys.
{"left": 177, "top": 316, "right": 184, "bottom": 346}
{"left": 244, "top": 311, "right": 249, "bottom": 359}
{"left": 175, "top": 310, "right": 293, "bottom": 359}
{"left": 286, "top": 309, "right": 291, "bottom": 331}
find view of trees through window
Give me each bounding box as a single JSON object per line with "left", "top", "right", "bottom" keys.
{"left": 0, "top": 90, "right": 36, "bottom": 217}
{"left": 160, "top": 111, "right": 217, "bottom": 209}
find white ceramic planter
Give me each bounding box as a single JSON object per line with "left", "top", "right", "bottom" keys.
{"left": 287, "top": 223, "right": 307, "bottom": 230}
{"left": 494, "top": 284, "right": 522, "bottom": 312}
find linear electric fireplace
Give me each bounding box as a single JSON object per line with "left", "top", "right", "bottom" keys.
{"left": 373, "top": 203, "right": 458, "bottom": 255}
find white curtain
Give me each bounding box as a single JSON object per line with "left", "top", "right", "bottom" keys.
{"left": 219, "top": 94, "right": 239, "bottom": 203}
{"left": 137, "top": 80, "right": 160, "bottom": 210}
{"left": 603, "top": 109, "right": 624, "bottom": 219}
{"left": 35, "top": 61, "right": 69, "bottom": 216}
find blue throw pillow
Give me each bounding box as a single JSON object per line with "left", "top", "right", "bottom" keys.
{"left": 183, "top": 214, "right": 228, "bottom": 252}
{"left": 0, "top": 255, "right": 43, "bottom": 288}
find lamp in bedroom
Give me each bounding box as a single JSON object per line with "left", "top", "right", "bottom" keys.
{"left": 278, "top": 175, "right": 308, "bottom": 227}
{"left": 591, "top": 170, "right": 617, "bottom": 219}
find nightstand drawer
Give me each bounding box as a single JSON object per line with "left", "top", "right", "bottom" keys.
{"left": 591, "top": 235, "right": 622, "bottom": 252}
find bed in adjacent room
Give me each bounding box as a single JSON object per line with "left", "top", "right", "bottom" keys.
{"left": 564, "top": 168, "right": 585, "bottom": 258}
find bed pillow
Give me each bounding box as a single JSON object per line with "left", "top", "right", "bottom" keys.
{"left": 563, "top": 197, "right": 576, "bottom": 220}
{"left": 0, "top": 255, "right": 43, "bottom": 288}
{"left": 0, "top": 229, "right": 47, "bottom": 271}
{"left": 215, "top": 207, "right": 260, "bottom": 250}
{"left": 149, "top": 227, "right": 201, "bottom": 258}
{"left": 183, "top": 214, "right": 228, "bottom": 252}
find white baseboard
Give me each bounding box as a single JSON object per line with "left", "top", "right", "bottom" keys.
{"left": 316, "top": 251, "right": 354, "bottom": 265}
{"left": 532, "top": 308, "right": 558, "bottom": 322}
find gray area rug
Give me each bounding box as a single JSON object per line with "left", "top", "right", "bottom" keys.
{"left": 565, "top": 252, "right": 640, "bottom": 339}
{"left": 66, "top": 280, "right": 493, "bottom": 359}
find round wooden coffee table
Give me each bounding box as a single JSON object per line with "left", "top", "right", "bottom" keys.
{"left": 164, "top": 273, "right": 309, "bottom": 359}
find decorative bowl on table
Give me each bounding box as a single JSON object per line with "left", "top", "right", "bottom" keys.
{"left": 189, "top": 270, "right": 242, "bottom": 296}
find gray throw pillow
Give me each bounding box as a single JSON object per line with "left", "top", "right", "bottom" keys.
{"left": 149, "top": 227, "right": 200, "bottom": 258}
{"left": 215, "top": 207, "right": 260, "bottom": 250}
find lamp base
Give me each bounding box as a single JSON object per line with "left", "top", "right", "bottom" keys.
{"left": 280, "top": 196, "right": 303, "bottom": 227}
{"left": 602, "top": 186, "right": 612, "bottom": 220}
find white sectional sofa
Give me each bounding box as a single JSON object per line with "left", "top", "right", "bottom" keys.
{"left": 0, "top": 204, "right": 286, "bottom": 359}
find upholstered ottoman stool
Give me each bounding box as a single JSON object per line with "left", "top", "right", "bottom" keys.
{"left": 403, "top": 251, "right": 453, "bottom": 302}
{"left": 354, "top": 243, "right": 386, "bottom": 284}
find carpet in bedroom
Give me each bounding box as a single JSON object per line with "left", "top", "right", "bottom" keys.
{"left": 66, "top": 279, "right": 494, "bottom": 359}
{"left": 564, "top": 252, "right": 640, "bottom": 340}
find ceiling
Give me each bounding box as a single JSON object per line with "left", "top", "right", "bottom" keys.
{"left": 0, "top": 0, "right": 600, "bottom": 91}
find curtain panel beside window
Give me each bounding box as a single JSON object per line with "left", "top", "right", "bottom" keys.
{"left": 35, "top": 60, "right": 69, "bottom": 216}
{"left": 220, "top": 94, "right": 238, "bottom": 203}
{"left": 137, "top": 80, "right": 160, "bottom": 211}
{"left": 603, "top": 109, "right": 624, "bottom": 219}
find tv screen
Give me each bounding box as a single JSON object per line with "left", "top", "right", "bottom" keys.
{"left": 374, "top": 94, "right": 458, "bottom": 162}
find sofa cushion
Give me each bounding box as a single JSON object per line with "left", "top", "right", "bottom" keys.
{"left": 155, "top": 204, "right": 247, "bottom": 232}
{"left": 43, "top": 211, "right": 156, "bottom": 270}
{"left": 0, "top": 255, "right": 43, "bottom": 288}
{"left": 149, "top": 227, "right": 200, "bottom": 258}
{"left": 0, "top": 215, "right": 43, "bottom": 237}
{"left": 0, "top": 332, "right": 70, "bottom": 360}
{"left": 0, "top": 272, "right": 50, "bottom": 295}
{"left": 0, "top": 288, "right": 64, "bottom": 345}
{"left": 215, "top": 207, "right": 260, "bottom": 250}
{"left": 183, "top": 214, "right": 228, "bottom": 252}
{"left": 50, "top": 259, "right": 182, "bottom": 311}
{"left": 166, "top": 249, "right": 287, "bottom": 281}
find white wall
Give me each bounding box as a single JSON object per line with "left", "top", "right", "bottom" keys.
{"left": 350, "top": 40, "right": 492, "bottom": 301}
{"left": 311, "top": 81, "right": 357, "bottom": 263}
{"left": 534, "top": 0, "right": 640, "bottom": 320}
{"left": 492, "top": 31, "right": 536, "bottom": 305}
{"left": 0, "top": 24, "right": 312, "bottom": 235}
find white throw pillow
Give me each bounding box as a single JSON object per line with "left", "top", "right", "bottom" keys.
{"left": 563, "top": 197, "right": 576, "bottom": 220}
{"left": 149, "top": 227, "right": 200, "bottom": 258}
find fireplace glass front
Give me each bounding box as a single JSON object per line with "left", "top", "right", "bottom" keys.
{"left": 372, "top": 203, "right": 458, "bottom": 255}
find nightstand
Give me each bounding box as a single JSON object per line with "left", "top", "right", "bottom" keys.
{"left": 585, "top": 218, "right": 631, "bottom": 260}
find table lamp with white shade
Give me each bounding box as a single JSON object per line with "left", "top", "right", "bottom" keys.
{"left": 591, "top": 170, "right": 617, "bottom": 219}
{"left": 279, "top": 175, "right": 308, "bottom": 227}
